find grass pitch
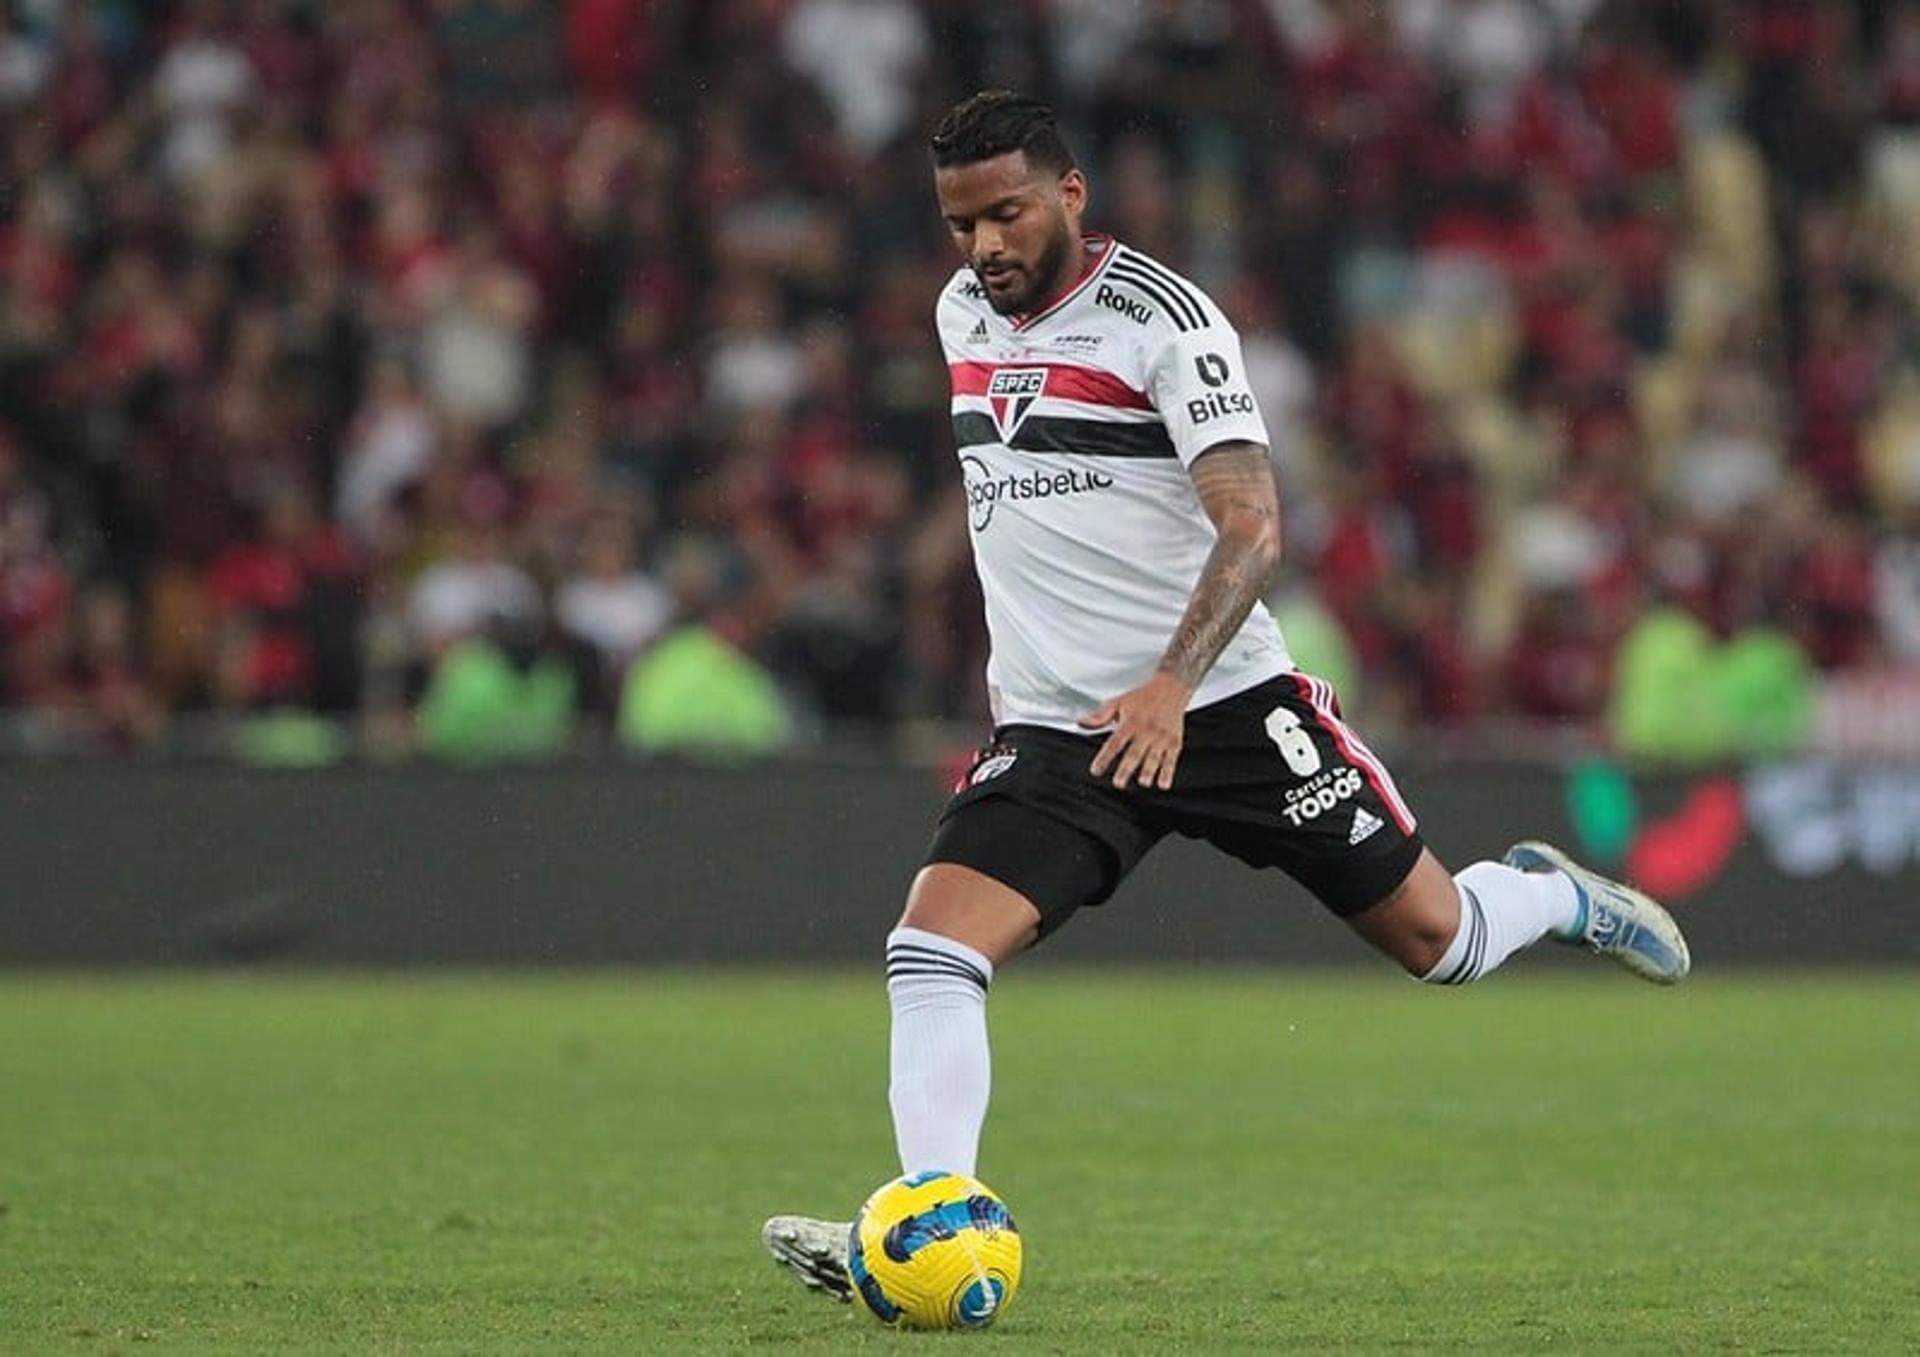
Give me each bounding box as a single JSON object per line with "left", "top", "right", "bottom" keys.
{"left": 0, "top": 970, "right": 1915, "bottom": 1352}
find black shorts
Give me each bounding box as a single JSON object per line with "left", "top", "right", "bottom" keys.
{"left": 924, "top": 672, "right": 1424, "bottom": 938}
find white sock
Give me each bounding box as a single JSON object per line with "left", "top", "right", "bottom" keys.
{"left": 1419, "top": 861, "right": 1581, "bottom": 984}
{"left": 887, "top": 926, "right": 994, "bottom": 1178}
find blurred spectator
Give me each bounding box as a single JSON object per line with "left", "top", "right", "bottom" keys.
{"left": 0, "top": 0, "right": 1915, "bottom": 758}
{"left": 617, "top": 624, "right": 791, "bottom": 762}
{"left": 153, "top": 0, "right": 256, "bottom": 182}
{"left": 1664, "top": 323, "right": 1787, "bottom": 525}
{"left": 1224, "top": 279, "right": 1318, "bottom": 489}
{"left": 1876, "top": 511, "right": 1920, "bottom": 661}
{"left": 419, "top": 227, "right": 539, "bottom": 430}
{"left": 566, "top": 0, "right": 654, "bottom": 108}
{"left": 435, "top": 0, "right": 562, "bottom": 111}
{"left": 0, "top": 12, "right": 52, "bottom": 107}
{"left": 1609, "top": 607, "right": 1728, "bottom": 763}
{"left": 1784, "top": 506, "right": 1878, "bottom": 670}
{"left": 417, "top": 615, "right": 576, "bottom": 763}
{"left": 408, "top": 501, "right": 541, "bottom": 659}
{"left": 1609, "top": 606, "right": 1814, "bottom": 764}
{"left": 205, "top": 482, "right": 360, "bottom": 712}
{"left": 1269, "top": 586, "right": 1358, "bottom": 704}
{"left": 1503, "top": 588, "right": 1610, "bottom": 722}
{"left": 556, "top": 505, "right": 673, "bottom": 711}
{"left": 338, "top": 356, "right": 438, "bottom": 547}
{"left": 704, "top": 272, "right": 805, "bottom": 416}
{"left": 62, "top": 581, "right": 166, "bottom": 751}
{"left": 782, "top": 0, "right": 929, "bottom": 155}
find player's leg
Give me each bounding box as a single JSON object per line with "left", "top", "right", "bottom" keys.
{"left": 762, "top": 862, "right": 1047, "bottom": 1304}
{"left": 1267, "top": 671, "right": 1689, "bottom": 983}
{"left": 1346, "top": 841, "right": 1689, "bottom": 985}
{"left": 885, "top": 860, "right": 1040, "bottom": 1182}
{"left": 1190, "top": 672, "right": 1688, "bottom": 984}
{"left": 1346, "top": 845, "right": 1576, "bottom": 980}
{"left": 887, "top": 787, "right": 1136, "bottom": 1178}
{"left": 765, "top": 738, "right": 1157, "bottom": 1303}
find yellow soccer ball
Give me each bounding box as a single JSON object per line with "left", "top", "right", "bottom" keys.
{"left": 848, "top": 1170, "right": 1022, "bottom": 1330}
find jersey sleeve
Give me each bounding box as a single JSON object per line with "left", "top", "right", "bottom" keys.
{"left": 932, "top": 269, "right": 981, "bottom": 364}
{"left": 933, "top": 291, "right": 959, "bottom": 363}
{"left": 1143, "top": 310, "right": 1272, "bottom": 466}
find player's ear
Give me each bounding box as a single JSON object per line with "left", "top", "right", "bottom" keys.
{"left": 1057, "top": 167, "right": 1087, "bottom": 219}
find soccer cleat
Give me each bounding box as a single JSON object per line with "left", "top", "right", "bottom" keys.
{"left": 1504, "top": 840, "right": 1692, "bottom": 985}
{"left": 761, "top": 1214, "right": 853, "bottom": 1303}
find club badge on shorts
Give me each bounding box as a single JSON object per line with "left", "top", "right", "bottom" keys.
{"left": 970, "top": 749, "right": 1018, "bottom": 786}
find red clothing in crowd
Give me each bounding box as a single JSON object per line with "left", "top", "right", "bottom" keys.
{"left": 204, "top": 528, "right": 356, "bottom": 705}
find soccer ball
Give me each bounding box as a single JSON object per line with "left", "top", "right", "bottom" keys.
{"left": 847, "top": 1170, "right": 1022, "bottom": 1330}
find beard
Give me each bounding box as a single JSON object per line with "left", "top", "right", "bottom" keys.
{"left": 977, "top": 215, "right": 1074, "bottom": 316}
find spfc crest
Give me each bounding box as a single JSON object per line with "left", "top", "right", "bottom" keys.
{"left": 987, "top": 368, "right": 1047, "bottom": 441}
{"left": 970, "top": 749, "right": 1018, "bottom": 785}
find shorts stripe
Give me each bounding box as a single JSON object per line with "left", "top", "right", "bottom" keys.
{"left": 1295, "top": 674, "right": 1417, "bottom": 835}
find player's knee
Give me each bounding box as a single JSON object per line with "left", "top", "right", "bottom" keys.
{"left": 1360, "top": 915, "right": 1457, "bottom": 979}
{"left": 1350, "top": 851, "right": 1461, "bottom": 977}
{"left": 1405, "top": 862, "right": 1510, "bottom": 982}
{"left": 893, "top": 863, "right": 1040, "bottom": 966}
{"left": 1389, "top": 912, "right": 1455, "bottom": 978}
{"left": 885, "top": 921, "right": 996, "bottom": 1010}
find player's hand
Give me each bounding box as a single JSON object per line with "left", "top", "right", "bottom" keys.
{"left": 1080, "top": 671, "right": 1193, "bottom": 791}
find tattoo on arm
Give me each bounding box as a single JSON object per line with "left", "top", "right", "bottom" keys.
{"left": 1157, "top": 442, "right": 1282, "bottom": 689}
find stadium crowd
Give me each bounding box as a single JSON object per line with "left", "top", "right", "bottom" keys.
{"left": 3, "top": 0, "right": 1920, "bottom": 758}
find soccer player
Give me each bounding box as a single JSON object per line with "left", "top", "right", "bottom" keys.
{"left": 763, "top": 91, "right": 1689, "bottom": 1301}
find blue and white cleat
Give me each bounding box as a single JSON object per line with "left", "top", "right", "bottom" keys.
{"left": 1504, "top": 840, "right": 1691, "bottom": 985}
{"left": 761, "top": 1214, "right": 853, "bottom": 1303}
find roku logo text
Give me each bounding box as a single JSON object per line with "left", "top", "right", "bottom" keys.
{"left": 1095, "top": 284, "right": 1153, "bottom": 325}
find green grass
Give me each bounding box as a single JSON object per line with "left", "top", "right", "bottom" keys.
{"left": 0, "top": 972, "right": 1916, "bottom": 1353}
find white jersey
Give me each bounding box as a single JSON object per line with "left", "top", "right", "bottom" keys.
{"left": 936, "top": 235, "right": 1293, "bottom": 731}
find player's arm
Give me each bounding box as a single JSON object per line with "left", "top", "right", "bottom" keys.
{"left": 1160, "top": 440, "right": 1282, "bottom": 688}
{"left": 1082, "top": 440, "right": 1280, "bottom": 790}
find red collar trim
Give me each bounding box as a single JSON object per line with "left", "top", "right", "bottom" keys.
{"left": 1010, "top": 234, "right": 1114, "bottom": 332}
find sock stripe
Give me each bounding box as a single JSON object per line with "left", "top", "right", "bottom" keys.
{"left": 1473, "top": 888, "right": 1488, "bottom": 975}
{"left": 886, "top": 944, "right": 987, "bottom": 973}
{"left": 1460, "top": 886, "right": 1488, "bottom": 984}
{"left": 886, "top": 946, "right": 989, "bottom": 992}
{"left": 1432, "top": 914, "right": 1471, "bottom": 985}
{"left": 1436, "top": 887, "right": 1487, "bottom": 985}
{"left": 885, "top": 959, "right": 988, "bottom": 984}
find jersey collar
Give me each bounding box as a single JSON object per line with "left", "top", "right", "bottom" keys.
{"left": 1009, "top": 234, "right": 1114, "bottom": 332}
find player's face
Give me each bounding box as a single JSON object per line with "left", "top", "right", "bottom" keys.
{"left": 935, "top": 152, "right": 1086, "bottom": 316}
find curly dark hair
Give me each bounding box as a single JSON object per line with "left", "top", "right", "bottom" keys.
{"left": 928, "top": 90, "right": 1077, "bottom": 173}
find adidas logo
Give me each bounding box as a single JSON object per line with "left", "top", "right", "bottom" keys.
{"left": 1348, "top": 807, "right": 1384, "bottom": 845}
{"left": 967, "top": 319, "right": 989, "bottom": 344}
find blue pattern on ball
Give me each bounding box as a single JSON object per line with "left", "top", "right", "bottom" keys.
{"left": 968, "top": 1194, "right": 1016, "bottom": 1235}
{"left": 847, "top": 1213, "right": 901, "bottom": 1322}
{"left": 883, "top": 1195, "right": 1016, "bottom": 1264}
{"left": 879, "top": 1197, "right": 983, "bottom": 1266}
{"left": 955, "top": 1276, "right": 1005, "bottom": 1326}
